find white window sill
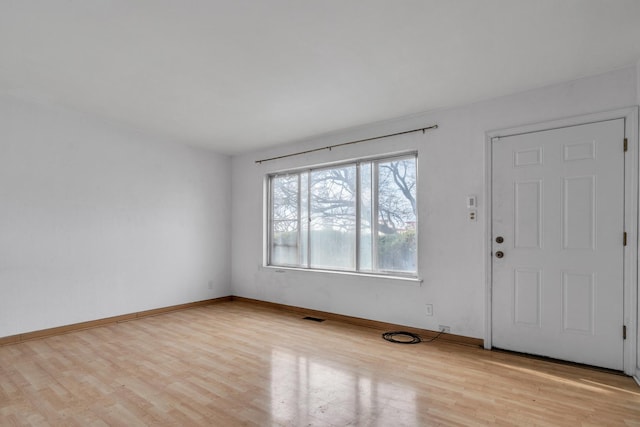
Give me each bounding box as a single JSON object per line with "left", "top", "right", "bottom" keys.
{"left": 261, "top": 265, "right": 423, "bottom": 284}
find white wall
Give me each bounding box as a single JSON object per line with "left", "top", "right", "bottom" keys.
{"left": 231, "top": 66, "right": 638, "bottom": 339}
{"left": 0, "top": 95, "right": 231, "bottom": 337}
{"left": 2, "top": 66, "right": 636, "bottom": 345}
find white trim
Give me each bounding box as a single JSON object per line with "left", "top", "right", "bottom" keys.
{"left": 487, "top": 108, "right": 636, "bottom": 139}
{"left": 265, "top": 150, "right": 418, "bottom": 175}
{"left": 623, "top": 107, "right": 638, "bottom": 377}
{"left": 265, "top": 153, "right": 419, "bottom": 278}
{"left": 484, "top": 107, "right": 639, "bottom": 375}
{"left": 261, "top": 265, "right": 423, "bottom": 284}
{"left": 483, "top": 134, "right": 493, "bottom": 350}
{"left": 262, "top": 177, "right": 270, "bottom": 267}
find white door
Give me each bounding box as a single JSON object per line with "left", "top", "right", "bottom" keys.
{"left": 491, "top": 119, "right": 625, "bottom": 370}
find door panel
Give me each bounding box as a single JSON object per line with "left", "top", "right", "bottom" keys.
{"left": 492, "top": 119, "right": 625, "bottom": 370}
{"left": 514, "top": 180, "right": 541, "bottom": 249}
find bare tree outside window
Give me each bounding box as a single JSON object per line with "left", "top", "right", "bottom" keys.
{"left": 376, "top": 159, "right": 417, "bottom": 272}
{"left": 270, "top": 175, "right": 299, "bottom": 266}
{"left": 310, "top": 166, "right": 356, "bottom": 269}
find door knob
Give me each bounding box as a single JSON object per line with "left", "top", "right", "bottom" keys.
{"left": 495, "top": 236, "right": 504, "bottom": 244}
{"left": 495, "top": 251, "right": 504, "bottom": 259}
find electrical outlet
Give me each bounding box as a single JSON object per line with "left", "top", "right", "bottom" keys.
{"left": 425, "top": 304, "right": 433, "bottom": 316}
{"left": 469, "top": 209, "right": 477, "bottom": 221}
{"left": 208, "top": 280, "right": 213, "bottom": 289}
{"left": 438, "top": 325, "right": 451, "bottom": 333}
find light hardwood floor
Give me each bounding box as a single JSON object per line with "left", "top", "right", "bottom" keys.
{"left": 1, "top": 300, "right": 639, "bottom": 426}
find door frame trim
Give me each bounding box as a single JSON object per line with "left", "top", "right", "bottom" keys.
{"left": 484, "top": 107, "right": 639, "bottom": 376}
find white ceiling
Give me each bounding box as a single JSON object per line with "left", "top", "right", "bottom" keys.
{"left": 1, "top": 1, "right": 640, "bottom": 155}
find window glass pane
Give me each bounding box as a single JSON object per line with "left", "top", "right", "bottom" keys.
{"left": 309, "top": 166, "right": 356, "bottom": 270}
{"left": 268, "top": 154, "right": 418, "bottom": 277}
{"left": 272, "top": 221, "right": 298, "bottom": 265}
{"left": 271, "top": 175, "right": 299, "bottom": 266}
{"left": 377, "top": 157, "right": 417, "bottom": 273}
{"left": 300, "top": 172, "right": 309, "bottom": 266}
{"left": 359, "top": 162, "right": 373, "bottom": 271}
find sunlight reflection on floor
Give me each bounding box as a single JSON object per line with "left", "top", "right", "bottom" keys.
{"left": 485, "top": 360, "right": 621, "bottom": 394}
{"left": 270, "top": 348, "right": 417, "bottom": 425}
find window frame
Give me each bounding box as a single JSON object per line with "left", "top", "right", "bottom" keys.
{"left": 267, "top": 152, "right": 418, "bottom": 279}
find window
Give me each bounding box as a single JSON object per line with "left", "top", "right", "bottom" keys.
{"left": 268, "top": 154, "right": 417, "bottom": 276}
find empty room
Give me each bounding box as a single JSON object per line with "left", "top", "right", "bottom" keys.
{"left": 2, "top": 1, "right": 640, "bottom": 425}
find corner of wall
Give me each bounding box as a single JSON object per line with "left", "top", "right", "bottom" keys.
{"left": 637, "top": 59, "right": 640, "bottom": 375}
{"left": 637, "top": 59, "right": 640, "bottom": 105}
{"left": 0, "top": 97, "right": 233, "bottom": 336}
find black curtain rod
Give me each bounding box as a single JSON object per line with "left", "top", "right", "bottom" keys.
{"left": 255, "top": 124, "right": 438, "bottom": 164}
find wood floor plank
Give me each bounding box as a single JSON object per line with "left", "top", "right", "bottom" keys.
{"left": 0, "top": 300, "right": 639, "bottom": 426}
